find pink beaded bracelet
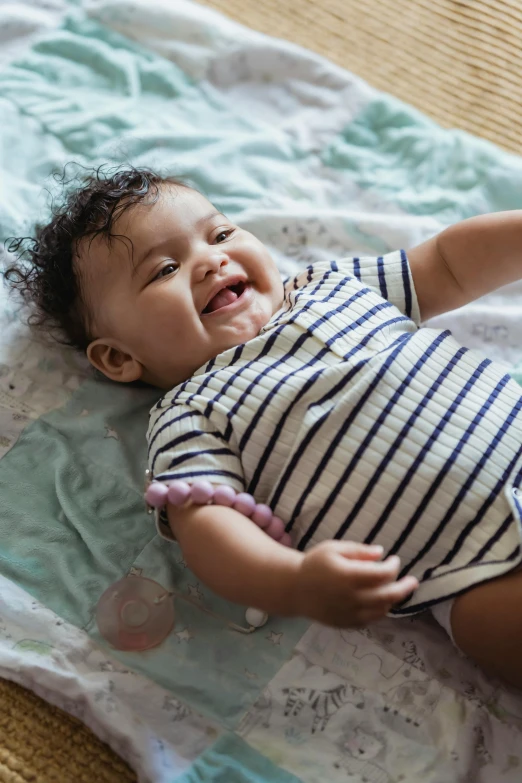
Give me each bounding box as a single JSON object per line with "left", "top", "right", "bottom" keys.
{"left": 145, "top": 479, "right": 292, "bottom": 547}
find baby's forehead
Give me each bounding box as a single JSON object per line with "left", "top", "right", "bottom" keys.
{"left": 73, "top": 184, "right": 219, "bottom": 281}
{"left": 106, "top": 184, "right": 218, "bottom": 246}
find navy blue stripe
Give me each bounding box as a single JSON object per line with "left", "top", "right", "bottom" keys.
{"left": 211, "top": 271, "right": 342, "bottom": 440}
{"left": 148, "top": 397, "right": 219, "bottom": 458}
{"left": 416, "top": 376, "right": 513, "bottom": 576}
{"left": 155, "top": 469, "right": 243, "bottom": 484}
{"left": 196, "top": 274, "right": 342, "bottom": 445}
{"left": 292, "top": 272, "right": 317, "bottom": 303}
{"left": 390, "top": 545, "right": 522, "bottom": 615}
{"left": 149, "top": 346, "right": 253, "bottom": 453}
{"left": 330, "top": 260, "right": 339, "bottom": 273}
{"left": 175, "top": 343, "right": 247, "bottom": 409}
{"left": 247, "top": 365, "right": 328, "bottom": 495}
{"left": 353, "top": 257, "right": 361, "bottom": 280}
{"left": 151, "top": 262, "right": 379, "bottom": 449}
{"left": 308, "top": 316, "right": 409, "bottom": 409}
{"left": 269, "top": 326, "right": 411, "bottom": 511}
{"left": 152, "top": 341, "right": 247, "bottom": 426}
{"left": 293, "top": 333, "right": 412, "bottom": 548}
{"left": 268, "top": 298, "right": 299, "bottom": 328}
{"left": 223, "top": 283, "right": 378, "bottom": 442}
{"left": 470, "top": 513, "right": 514, "bottom": 564}
{"left": 395, "top": 360, "right": 500, "bottom": 575}
{"left": 168, "top": 447, "right": 237, "bottom": 470}
{"left": 292, "top": 269, "right": 346, "bottom": 307}
{"left": 417, "top": 546, "right": 522, "bottom": 587}
{"left": 430, "top": 395, "right": 522, "bottom": 572}
{"left": 248, "top": 318, "right": 409, "bottom": 496}
{"left": 202, "top": 345, "right": 246, "bottom": 418}
{"left": 363, "top": 356, "right": 488, "bottom": 548}
{"left": 153, "top": 355, "right": 204, "bottom": 411}
{"left": 466, "top": 460, "right": 522, "bottom": 565}
{"left": 377, "top": 256, "right": 387, "bottom": 299}
{"left": 151, "top": 429, "right": 230, "bottom": 473}
{"left": 147, "top": 410, "right": 201, "bottom": 458}
{"left": 239, "top": 293, "right": 392, "bottom": 454}
{"left": 332, "top": 332, "right": 453, "bottom": 541}
{"left": 149, "top": 268, "right": 339, "bottom": 454}
{"left": 400, "top": 250, "right": 412, "bottom": 319}
{"left": 149, "top": 406, "right": 204, "bottom": 457}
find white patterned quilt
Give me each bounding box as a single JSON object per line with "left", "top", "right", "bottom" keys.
{"left": 0, "top": 1, "right": 522, "bottom": 781}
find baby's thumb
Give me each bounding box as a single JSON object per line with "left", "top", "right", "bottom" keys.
{"left": 332, "top": 540, "right": 384, "bottom": 561}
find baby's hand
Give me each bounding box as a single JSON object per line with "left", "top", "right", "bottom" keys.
{"left": 295, "top": 540, "right": 418, "bottom": 628}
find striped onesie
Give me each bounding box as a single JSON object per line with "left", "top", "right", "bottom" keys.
{"left": 147, "top": 250, "right": 522, "bottom": 615}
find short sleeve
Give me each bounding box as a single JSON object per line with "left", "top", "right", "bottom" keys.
{"left": 336, "top": 250, "right": 421, "bottom": 326}
{"left": 148, "top": 403, "right": 245, "bottom": 487}
{"left": 147, "top": 402, "right": 245, "bottom": 541}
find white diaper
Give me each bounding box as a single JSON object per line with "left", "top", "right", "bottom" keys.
{"left": 430, "top": 599, "right": 457, "bottom": 645}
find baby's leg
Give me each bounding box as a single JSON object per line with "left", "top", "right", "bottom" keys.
{"left": 450, "top": 569, "right": 522, "bottom": 689}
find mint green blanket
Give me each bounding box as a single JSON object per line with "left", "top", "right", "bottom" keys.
{"left": 1, "top": 2, "right": 522, "bottom": 781}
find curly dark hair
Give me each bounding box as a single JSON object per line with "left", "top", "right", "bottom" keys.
{"left": 3, "top": 165, "right": 189, "bottom": 352}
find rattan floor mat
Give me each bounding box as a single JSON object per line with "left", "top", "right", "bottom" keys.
{"left": 0, "top": 678, "right": 136, "bottom": 782}
{"left": 2, "top": 1, "right": 521, "bottom": 781}
{"left": 203, "top": 0, "right": 522, "bottom": 154}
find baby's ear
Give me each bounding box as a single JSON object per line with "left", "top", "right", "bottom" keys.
{"left": 87, "top": 339, "right": 143, "bottom": 383}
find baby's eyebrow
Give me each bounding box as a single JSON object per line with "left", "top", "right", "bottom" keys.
{"left": 132, "top": 210, "right": 227, "bottom": 276}
{"left": 196, "top": 210, "right": 226, "bottom": 227}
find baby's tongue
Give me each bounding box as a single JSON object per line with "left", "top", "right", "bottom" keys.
{"left": 206, "top": 287, "right": 237, "bottom": 313}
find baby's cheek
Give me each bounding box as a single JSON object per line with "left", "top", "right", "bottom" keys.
{"left": 153, "top": 306, "right": 187, "bottom": 338}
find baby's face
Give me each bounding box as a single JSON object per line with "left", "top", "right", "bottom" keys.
{"left": 82, "top": 185, "right": 284, "bottom": 388}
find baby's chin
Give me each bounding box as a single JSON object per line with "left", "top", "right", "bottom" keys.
{"left": 144, "top": 303, "right": 281, "bottom": 389}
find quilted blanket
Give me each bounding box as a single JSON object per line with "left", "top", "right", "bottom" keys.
{"left": 1, "top": 1, "right": 522, "bottom": 780}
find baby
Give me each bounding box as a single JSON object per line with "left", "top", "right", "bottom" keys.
{"left": 7, "top": 167, "right": 522, "bottom": 688}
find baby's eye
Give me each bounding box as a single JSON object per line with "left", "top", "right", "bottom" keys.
{"left": 214, "top": 229, "right": 234, "bottom": 244}
{"left": 153, "top": 262, "right": 178, "bottom": 281}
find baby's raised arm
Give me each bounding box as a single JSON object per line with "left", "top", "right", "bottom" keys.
{"left": 168, "top": 504, "right": 418, "bottom": 628}
{"left": 408, "top": 210, "right": 522, "bottom": 321}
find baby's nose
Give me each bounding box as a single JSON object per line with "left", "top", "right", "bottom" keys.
{"left": 194, "top": 249, "right": 229, "bottom": 279}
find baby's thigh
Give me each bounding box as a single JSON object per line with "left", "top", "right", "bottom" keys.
{"left": 450, "top": 569, "right": 522, "bottom": 689}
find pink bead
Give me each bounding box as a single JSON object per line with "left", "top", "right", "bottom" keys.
{"left": 233, "top": 492, "right": 256, "bottom": 517}
{"left": 251, "top": 504, "right": 273, "bottom": 528}
{"left": 265, "top": 516, "right": 285, "bottom": 540}
{"left": 213, "top": 485, "right": 237, "bottom": 507}
{"left": 167, "top": 480, "right": 191, "bottom": 506}
{"left": 279, "top": 532, "right": 293, "bottom": 548}
{"left": 145, "top": 482, "right": 169, "bottom": 508}
{"left": 190, "top": 480, "right": 214, "bottom": 505}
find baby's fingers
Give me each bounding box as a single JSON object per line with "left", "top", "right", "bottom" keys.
{"left": 352, "top": 576, "right": 418, "bottom": 627}
{"left": 333, "top": 541, "right": 386, "bottom": 561}
{"left": 339, "top": 554, "right": 402, "bottom": 587}
{"left": 360, "top": 575, "right": 419, "bottom": 609}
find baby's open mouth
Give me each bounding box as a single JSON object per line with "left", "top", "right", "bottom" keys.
{"left": 202, "top": 281, "right": 246, "bottom": 314}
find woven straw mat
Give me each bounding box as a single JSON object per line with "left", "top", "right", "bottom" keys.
{"left": 203, "top": 0, "right": 522, "bottom": 154}
{"left": 2, "top": 1, "right": 522, "bottom": 781}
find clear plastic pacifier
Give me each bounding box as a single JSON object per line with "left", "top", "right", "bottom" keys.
{"left": 95, "top": 575, "right": 175, "bottom": 652}
{"left": 96, "top": 574, "right": 269, "bottom": 652}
